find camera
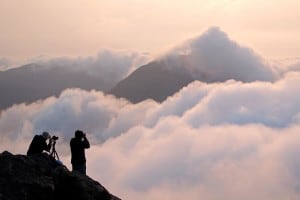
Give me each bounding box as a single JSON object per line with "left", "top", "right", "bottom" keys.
{"left": 52, "top": 135, "right": 59, "bottom": 140}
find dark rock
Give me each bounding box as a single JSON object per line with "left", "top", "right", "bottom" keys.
{"left": 0, "top": 151, "right": 121, "bottom": 200}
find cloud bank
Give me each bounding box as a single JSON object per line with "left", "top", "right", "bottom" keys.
{"left": 1, "top": 70, "right": 300, "bottom": 199}
{"left": 29, "top": 49, "right": 150, "bottom": 90}
{"left": 160, "top": 27, "right": 278, "bottom": 83}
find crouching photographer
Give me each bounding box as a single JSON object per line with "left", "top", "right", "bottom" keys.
{"left": 27, "top": 131, "right": 53, "bottom": 156}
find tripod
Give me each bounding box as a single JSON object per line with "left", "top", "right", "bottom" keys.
{"left": 50, "top": 140, "right": 60, "bottom": 161}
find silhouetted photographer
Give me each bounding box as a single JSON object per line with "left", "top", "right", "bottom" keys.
{"left": 70, "top": 130, "right": 90, "bottom": 175}
{"left": 27, "top": 132, "right": 53, "bottom": 156}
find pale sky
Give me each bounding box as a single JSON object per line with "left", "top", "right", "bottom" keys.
{"left": 1, "top": 0, "right": 300, "bottom": 62}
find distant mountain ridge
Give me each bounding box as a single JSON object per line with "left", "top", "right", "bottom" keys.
{"left": 0, "top": 63, "right": 110, "bottom": 111}
{"left": 0, "top": 59, "right": 195, "bottom": 110}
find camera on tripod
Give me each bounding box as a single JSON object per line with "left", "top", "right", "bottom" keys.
{"left": 50, "top": 135, "right": 60, "bottom": 161}
{"left": 52, "top": 135, "right": 59, "bottom": 141}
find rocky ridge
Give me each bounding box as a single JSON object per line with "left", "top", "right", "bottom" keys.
{"left": 0, "top": 151, "right": 121, "bottom": 200}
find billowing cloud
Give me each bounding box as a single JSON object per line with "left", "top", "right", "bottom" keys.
{"left": 1, "top": 71, "right": 300, "bottom": 199}
{"left": 29, "top": 49, "right": 150, "bottom": 89}
{"left": 145, "top": 72, "right": 300, "bottom": 128}
{"left": 160, "top": 27, "right": 278, "bottom": 82}
{"left": 286, "top": 61, "right": 300, "bottom": 73}
{"left": 88, "top": 123, "right": 300, "bottom": 200}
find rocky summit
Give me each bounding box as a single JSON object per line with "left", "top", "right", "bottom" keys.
{"left": 0, "top": 151, "right": 121, "bottom": 200}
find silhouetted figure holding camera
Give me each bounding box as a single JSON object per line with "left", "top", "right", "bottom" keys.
{"left": 70, "top": 130, "right": 90, "bottom": 175}
{"left": 27, "top": 132, "right": 52, "bottom": 156}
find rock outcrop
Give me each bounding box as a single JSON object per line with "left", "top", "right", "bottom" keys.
{"left": 0, "top": 151, "right": 121, "bottom": 200}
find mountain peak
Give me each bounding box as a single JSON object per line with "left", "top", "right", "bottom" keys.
{"left": 109, "top": 27, "right": 277, "bottom": 103}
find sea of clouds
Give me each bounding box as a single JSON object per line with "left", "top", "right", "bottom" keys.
{"left": 1, "top": 27, "right": 300, "bottom": 200}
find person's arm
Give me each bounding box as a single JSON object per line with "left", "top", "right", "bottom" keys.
{"left": 82, "top": 135, "right": 90, "bottom": 149}
{"left": 44, "top": 138, "right": 52, "bottom": 152}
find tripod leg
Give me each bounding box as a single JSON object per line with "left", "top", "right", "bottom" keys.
{"left": 55, "top": 151, "right": 60, "bottom": 160}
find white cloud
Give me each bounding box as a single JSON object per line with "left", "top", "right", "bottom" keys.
{"left": 182, "top": 74, "right": 300, "bottom": 128}
{"left": 87, "top": 122, "right": 300, "bottom": 200}
{"left": 24, "top": 49, "right": 150, "bottom": 90}
{"left": 286, "top": 61, "right": 300, "bottom": 73}
{"left": 144, "top": 72, "right": 300, "bottom": 129}
{"left": 160, "top": 27, "right": 278, "bottom": 82}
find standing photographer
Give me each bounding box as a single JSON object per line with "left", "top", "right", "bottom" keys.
{"left": 70, "top": 130, "right": 90, "bottom": 175}
{"left": 27, "top": 131, "right": 52, "bottom": 156}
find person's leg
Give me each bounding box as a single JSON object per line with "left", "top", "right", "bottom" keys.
{"left": 72, "top": 163, "right": 86, "bottom": 175}
{"left": 72, "top": 164, "right": 82, "bottom": 173}
{"left": 82, "top": 163, "right": 86, "bottom": 175}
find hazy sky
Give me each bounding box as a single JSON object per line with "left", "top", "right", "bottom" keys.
{"left": 1, "top": 0, "right": 300, "bottom": 61}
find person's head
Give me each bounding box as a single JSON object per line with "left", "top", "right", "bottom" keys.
{"left": 42, "top": 131, "right": 51, "bottom": 140}
{"left": 75, "top": 130, "right": 85, "bottom": 139}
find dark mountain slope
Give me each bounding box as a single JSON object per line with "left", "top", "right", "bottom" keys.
{"left": 110, "top": 61, "right": 194, "bottom": 103}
